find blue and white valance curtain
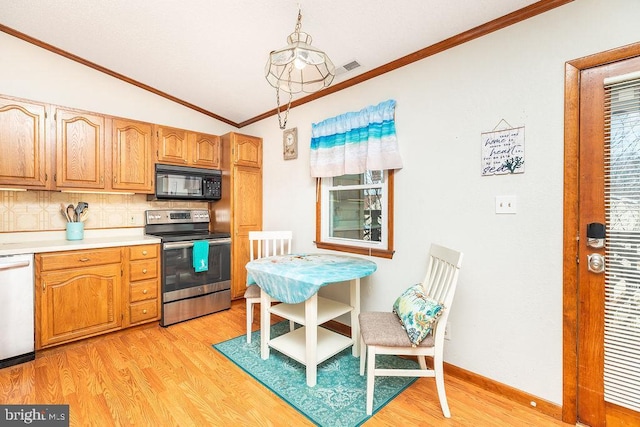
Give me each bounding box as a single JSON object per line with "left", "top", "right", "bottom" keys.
{"left": 310, "top": 99, "right": 403, "bottom": 177}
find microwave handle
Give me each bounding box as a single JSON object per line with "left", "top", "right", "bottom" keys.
{"left": 163, "top": 238, "right": 231, "bottom": 250}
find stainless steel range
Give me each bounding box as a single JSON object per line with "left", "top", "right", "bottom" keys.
{"left": 145, "top": 209, "right": 231, "bottom": 326}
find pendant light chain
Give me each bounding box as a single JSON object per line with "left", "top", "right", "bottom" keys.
{"left": 276, "top": 9, "right": 301, "bottom": 130}
{"left": 294, "top": 9, "right": 302, "bottom": 35}
{"left": 276, "top": 86, "right": 293, "bottom": 129}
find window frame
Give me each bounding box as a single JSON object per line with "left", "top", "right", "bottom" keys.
{"left": 315, "top": 169, "right": 395, "bottom": 259}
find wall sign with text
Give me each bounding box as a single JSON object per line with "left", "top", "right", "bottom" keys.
{"left": 481, "top": 126, "right": 525, "bottom": 176}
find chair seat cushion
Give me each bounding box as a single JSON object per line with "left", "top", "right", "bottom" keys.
{"left": 392, "top": 284, "right": 443, "bottom": 346}
{"left": 244, "top": 284, "right": 261, "bottom": 299}
{"left": 359, "top": 312, "right": 435, "bottom": 348}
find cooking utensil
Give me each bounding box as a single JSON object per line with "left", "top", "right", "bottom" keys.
{"left": 79, "top": 208, "right": 89, "bottom": 222}
{"left": 67, "top": 204, "right": 76, "bottom": 222}
{"left": 60, "top": 203, "right": 71, "bottom": 222}
{"left": 75, "top": 202, "right": 88, "bottom": 220}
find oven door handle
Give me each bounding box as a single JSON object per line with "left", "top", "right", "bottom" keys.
{"left": 163, "top": 238, "right": 231, "bottom": 250}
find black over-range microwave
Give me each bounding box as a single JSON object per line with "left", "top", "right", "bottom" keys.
{"left": 149, "top": 164, "right": 222, "bottom": 201}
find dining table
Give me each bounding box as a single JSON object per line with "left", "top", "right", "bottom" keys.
{"left": 246, "top": 253, "right": 377, "bottom": 387}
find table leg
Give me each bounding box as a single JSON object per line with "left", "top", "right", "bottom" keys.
{"left": 260, "top": 288, "right": 271, "bottom": 360}
{"left": 350, "top": 278, "right": 361, "bottom": 357}
{"left": 305, "top": 293, "right": 318, "bottom": 387}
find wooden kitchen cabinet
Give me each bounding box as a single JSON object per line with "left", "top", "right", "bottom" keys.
{"left": 112, "top": 118, "right": 154, "bottom": 193}
{"left": 0, "top": 96, "right": 51, "bottom": 189}
{"left": 191, "top": 132, "right": 221, "bottom": 168}
{"left": 233, "top": 133, "right": 262, "bottom": 168}
{"left": 1, "top": 93, "right": 220, "bottom": 193}
{"left": 56, "top": 109, "right": 156, "bottom": 193}
{"left": 35, "top": 243, "right": 161, "bottom": 349}
{"left": 55, "top": 107, "right": 107, "bottom": 190}
{"left": 156, "top": 126, "right": 189, "bottom": 165}
{"left": 125, "top": 244, "right": 160, "bottom": 326}
{"left": 156, "top": 125, "right": 220, "bottom": 169}
{"left": 214, "top": 132, "right": 262, "bottom": 299}
{"left": 36, "top": 247, "right": 123, "bottom": 349}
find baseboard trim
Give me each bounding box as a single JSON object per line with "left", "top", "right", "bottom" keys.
{"left": 444, "top": 363, "right": 562, "bottom": 420}
{"left": 323, "top": 319, "right": 562, "bottom": 421}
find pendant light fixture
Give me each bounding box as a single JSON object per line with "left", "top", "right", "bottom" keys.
{"left": 265, "top": 9, "right": 335, "bottom": 129}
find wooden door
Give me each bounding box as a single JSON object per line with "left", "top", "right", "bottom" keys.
{"left": 233, "top": 133, "right": 262, "bottom": 167}
{"left": 156, "top": 126, "right": 189, "bottom": 165}
{"left": 191, "top": 132, "right": 220, "bottom": 168}
{"left": 55, "top": 108, "right": 105, "bottom": 189}
{"left": 0, "top": 97, "right": 49, "bottom": 188}
{"left": 112, "top": 118, "right": 153, "bottom": 192}
{"left": 575, "top": 56, "right": 640, "bottom": 426}
{"left": 38, "top": 264, "right": 122, "bottom": 348}
{"left": 231, "top": 164, "right": 262, "bottom": 298}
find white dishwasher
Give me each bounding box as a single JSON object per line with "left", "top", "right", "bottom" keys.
{"left": 0, "top": 253, "right": 35, "bottom": 368}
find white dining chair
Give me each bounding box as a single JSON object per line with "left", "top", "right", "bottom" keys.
{"left": 358, "top": 243, "right": 463, "bottom": 417}
{"left": 245, "top": 230, "right": 294, "bottom": 343}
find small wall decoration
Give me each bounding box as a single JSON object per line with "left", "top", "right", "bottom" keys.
{"left": 481, "top": 120, "right": 525, "bottom": 176}
{"left": 283, "top": 127, "right": 298, "bottom": 160}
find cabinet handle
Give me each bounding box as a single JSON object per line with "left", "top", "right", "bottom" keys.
{"left": 142, "top": 309, "right": 147, "bottom": 314}
{"left": 42, "top": 283, "right": 46, "bottom": 292}
{"left": 142, "top": 289, "right": 148, "bottom": 294}
{"left": 142, "top": 269, "right": 147, "bottom": 274}
{"left": 79, "top": 258, "right": 90, "bottom": 262}
{"left": 142, "top": 250, "right": 148, "bottom": 256}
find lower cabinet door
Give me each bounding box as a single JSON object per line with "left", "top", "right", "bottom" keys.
{"left": 38, "top": 264, "right": 122, "bottom": 348}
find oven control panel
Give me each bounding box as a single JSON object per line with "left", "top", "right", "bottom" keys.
{"left": 145, "top": 209, "right": 210, "bottom": 225}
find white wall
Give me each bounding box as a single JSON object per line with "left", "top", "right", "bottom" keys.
{"left": 244, "top": 0, "right": 640, "bottom": 405}
{"left": 1, "top": 0, "right": 638, "bottom": 408}
{"left": 0, "top": 31, "right": 234, "bottom": 135}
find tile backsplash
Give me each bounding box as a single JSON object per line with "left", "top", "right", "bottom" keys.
{"left": 0, "top": 190, "right": 208, "bottom": 233}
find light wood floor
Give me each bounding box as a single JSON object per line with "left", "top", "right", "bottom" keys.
{"left": 1, "top": 300, "right": 572, "bottom": 426}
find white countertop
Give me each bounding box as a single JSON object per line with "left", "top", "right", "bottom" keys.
{"left": 0, "top": 228, "right": 161, "bottom": 256}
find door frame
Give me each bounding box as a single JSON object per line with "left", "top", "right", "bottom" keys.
{"left": 562, "top": 42, "right": 640, "bottom": 424}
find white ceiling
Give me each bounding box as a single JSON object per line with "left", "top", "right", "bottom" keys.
{"left": 0, "top": 0, "right": 545, "bottom": 126}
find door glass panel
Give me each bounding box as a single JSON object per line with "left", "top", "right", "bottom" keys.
{"left": 603, "top": 75, "right": 640, "bottom": 412}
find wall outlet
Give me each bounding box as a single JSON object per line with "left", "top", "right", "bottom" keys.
{"left": 444, "top": 322, "right": 451, "bottom": 340}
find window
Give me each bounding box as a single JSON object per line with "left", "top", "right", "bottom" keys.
{"left": 315, "top": 170, "right": 395, "bottom": 258}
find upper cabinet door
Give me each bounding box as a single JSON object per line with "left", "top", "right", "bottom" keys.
{"left": 0, "top": 97, "right": 49, "bottom": 188}
{"left": 112, "top": 119, "right": 153, "bottom": 193}
{"left": 55, "top": 108, "right": 106, "bottom": 189}
{"left": 191, "top": 133, "right": 220, "bottom": 168}
{"left": 233, "top": 133, "right": 262, "bottom": 168}
{"left": 156, "top": 126, "right": 189, "bottom": 165}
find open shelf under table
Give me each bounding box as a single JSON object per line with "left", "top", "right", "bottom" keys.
{"left": 268, "top": 326, "right": 353, "bottom": 366}
{"left": 269, "top": 296, "right": 353, "bottom": 325}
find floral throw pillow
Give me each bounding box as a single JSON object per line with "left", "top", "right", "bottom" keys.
{"left": 392, "top": 284, "right": 444, "bottom": 346}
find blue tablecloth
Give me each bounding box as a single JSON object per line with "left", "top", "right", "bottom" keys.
{"left": 246, "top": 253, "right": 377, "bottom": 304}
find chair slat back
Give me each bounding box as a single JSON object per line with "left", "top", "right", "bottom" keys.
{"left": 422, "top": 244, "right": 463, "bottom": 309}
{"left": 249, "top": 231, "right": 293, "bottom": 261}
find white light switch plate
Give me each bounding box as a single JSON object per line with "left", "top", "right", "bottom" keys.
{"left": 495, "top": 195, "right": 517, "bottom": 214}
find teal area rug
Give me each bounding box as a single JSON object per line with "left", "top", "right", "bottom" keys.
{"left": 213, "top": 322, "right": 418, "bottom": 426}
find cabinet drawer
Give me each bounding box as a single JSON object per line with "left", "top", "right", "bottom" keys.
{"left": 38, "top": 248, "right": 121, "bottom": 271}
{"left": 129, "top": 259, "right": 158, "bottom": 281}
{"left": 130, "top": 279, "right": 158, "bottom": 302}
{"left": 130, "top": 300, "right": 158, "bottom": 324}
{"left": 129, "top": 244, "right": 159, "bottom": 261}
